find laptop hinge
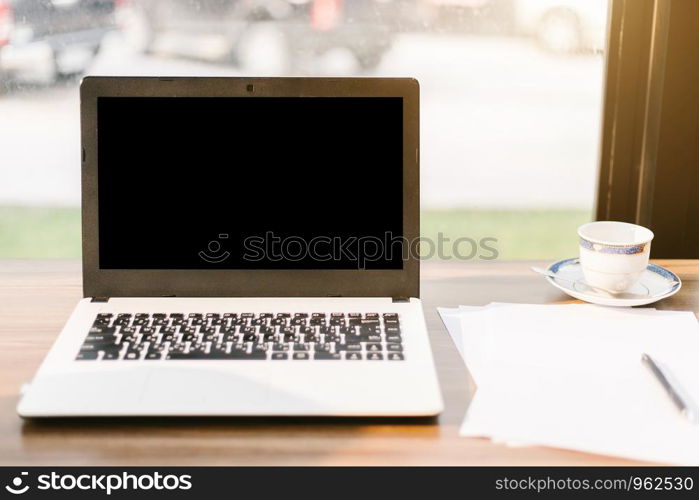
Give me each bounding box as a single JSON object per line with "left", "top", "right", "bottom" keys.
{"left": 90, "top": 297, "right": 110, "bottom": 303}
{"left": 392, "top": 297, "right": 410, "bottom": 303}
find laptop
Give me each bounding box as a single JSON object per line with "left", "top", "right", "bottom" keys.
{"left": 17, "top": 76, "right": 443, "bottom": 417}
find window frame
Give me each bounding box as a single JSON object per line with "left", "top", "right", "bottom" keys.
{"left": 596, "top": 0, "right": 699, "bottom": 257}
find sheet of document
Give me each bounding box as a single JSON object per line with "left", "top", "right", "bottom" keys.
{"left": 438, "top": 303, "right": 699, "bottom": 464}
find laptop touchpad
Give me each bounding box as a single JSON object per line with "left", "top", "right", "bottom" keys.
{"left": 141, "top": 368, "right": 269, "bottom": 410}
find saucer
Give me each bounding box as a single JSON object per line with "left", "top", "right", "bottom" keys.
{"left": 544, "top": 258, "right": 681, "bottom": 307}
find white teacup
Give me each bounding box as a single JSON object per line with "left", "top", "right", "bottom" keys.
{"left": 578, "top": 221, "right": 654, "bottom": 293}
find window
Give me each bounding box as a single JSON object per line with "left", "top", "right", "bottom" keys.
{"left": 0, "top": 0, "right": 609, "bottom": 260}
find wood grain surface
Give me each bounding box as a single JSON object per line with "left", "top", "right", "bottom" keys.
{"left": 0, "top": 259, "right": 696, "bottom": 465}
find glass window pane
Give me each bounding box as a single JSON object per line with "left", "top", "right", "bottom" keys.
{"left": 1, "top": 0, "right": 608, "bottom": 260}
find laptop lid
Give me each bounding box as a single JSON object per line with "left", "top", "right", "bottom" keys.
{"left": 80, "top": 77, "right": 419, "bottom": 299}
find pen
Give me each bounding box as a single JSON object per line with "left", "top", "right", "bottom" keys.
{"left": 642, "top": 353, "right": 697, "bottom": 424}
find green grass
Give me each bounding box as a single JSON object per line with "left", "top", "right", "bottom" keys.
{"left": 0, "top": 206, "right": 82, "bottom": 258}
{"left": 0, "top": 206, "right": 591, "bottom": 260}
{"left": 421, "top": 209, "right": 592, "bottom": 261}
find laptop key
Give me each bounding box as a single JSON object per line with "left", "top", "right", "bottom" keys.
{"left": 293, "top": 352, "right": 310, "bottom": 360}
{"left": 85, "top": 334, "right": 117, "bottom": 343}
{"left": 167, "top": 352, "right": 266, "bottom": 360}
{"left": 272, "top": 353, "right": 288, "bottom": 360}
{"left": 367, "top": 353, "right": 384, "bottom": 361}
{"left": 314, "top": 352, "right": 341, "bottom": 360}
{"left": 89, "top": 326, "right": 116, "bottom": 334}
{"left": 230, "top": 352, "right": 266, "bottom": 360}
{"left": 366, "top": 343, "right": 383, "bottom": 353}
{"left": 82, "top": 343, "right": 118, "bottom": 354}
{"left": 345, "top": 352, "right": 362, "bottom": 360}
{"left": 387, "top": 344, "right": 403, "bottom": 352}
{"left": 252, "top": 344, "right": 267, "bottom": 354}
{"left": 76, "top": 351, "right": 99, "bottom": 360}
{"left": 388, "top": 353, "right": 405, "bottom": 361}
{"left": 79, "top": 344, "right": 101, "bottom": 352}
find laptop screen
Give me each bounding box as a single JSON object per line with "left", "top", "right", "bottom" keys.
{"left": 96, "top": 96, "right": 404, "bottom": 270}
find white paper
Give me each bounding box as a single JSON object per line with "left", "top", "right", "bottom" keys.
{"left": 439, "top": 302, "right": 699, "bottom": 464}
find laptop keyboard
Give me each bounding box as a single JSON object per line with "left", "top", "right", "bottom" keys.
{"left": 77, "top": 312, "right": 404, "bottom": 361}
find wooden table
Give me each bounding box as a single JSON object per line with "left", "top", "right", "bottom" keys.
{"left": 1, "top": 259, "right": 696, "bottom": 466}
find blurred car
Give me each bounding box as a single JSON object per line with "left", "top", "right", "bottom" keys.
{"left": 513, "top": 0, "right": 608, "bottom": 53}
{"left": 419, "top": 0, "right": 515, "bottom": 34}
{"left": 117, "top": 0, "right": 399, "bottom": 73}
{"left": 0, "top": 0, "right": 116, "bottom": 86}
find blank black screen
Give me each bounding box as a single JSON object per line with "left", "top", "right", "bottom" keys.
{"left": 97, "top": 97, "right": 403, "bottom": 269}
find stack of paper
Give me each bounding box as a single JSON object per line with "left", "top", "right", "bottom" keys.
{"left": 438, "top": 303, "right": 699, "bottom": 464}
